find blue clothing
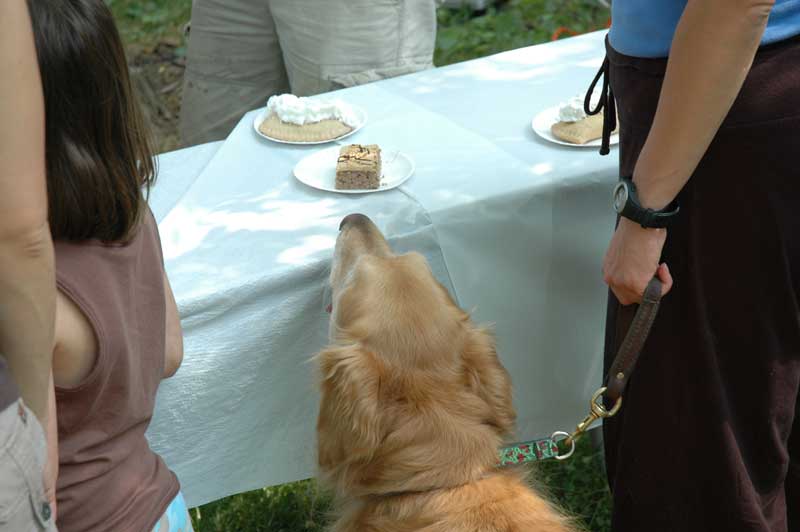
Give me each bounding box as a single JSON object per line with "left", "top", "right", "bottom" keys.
{"left": 609, "top": 0, "right": 800, "bottom": 57}
{"left": 152, "top": 492, "right": 194, "bottom": 532}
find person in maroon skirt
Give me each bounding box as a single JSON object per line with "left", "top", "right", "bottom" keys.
{"left": 599, "top": 0, "right": 800, "bottom": 531}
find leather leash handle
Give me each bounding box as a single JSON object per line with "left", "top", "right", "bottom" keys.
{"left": 604, "top": 277, "right": 663, "bottom": 403}
{"left": 554, "top": 277, "right": 664, "bottom": 458}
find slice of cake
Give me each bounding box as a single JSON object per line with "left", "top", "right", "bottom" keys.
{"left": 259, "top": 114, "right": 352, "bottom": 143}
{"left": 551, "top": 113, "right": 606, "bottom": 145}
{"left": 258, "top": 94, "right": 359, "bottom": 143}
{"left": 550, "top": 92, "right": 617, "bottom": 145}
{"left": 335, "top": 144, "right": 382, "bottom": 190}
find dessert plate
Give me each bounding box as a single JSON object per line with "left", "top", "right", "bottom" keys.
{"left": 293, "top": 146, "right": 414, "bottom": 194}
{"left": 253, "top": 104, "right": 368, "bottom": 145}
{"left": 532, "top": 105, "right": 619, "bottom": 148}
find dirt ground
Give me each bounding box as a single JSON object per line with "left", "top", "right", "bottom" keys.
{"left": 127, "top": 40, "right": 186, "bottom": 154}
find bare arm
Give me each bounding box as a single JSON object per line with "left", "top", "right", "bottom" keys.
{"left": 44, "top": 373, "right": 58, "bottom": 520}
{"left": 163, "top": 271, "right": 183, "bottom": 378}
{"left": 634, "top": 0, "right": 774, "bottom": 208}
{"left": 604, "top": 0, "right": 775, "bottom": 304}
{"left": 0, "top": 0, "right": 55, "bottom": 421}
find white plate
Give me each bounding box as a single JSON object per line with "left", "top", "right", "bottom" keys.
{"left": 253, "top": 104, "right": 368, "bottom": 145}
{"left": 531, "top": 105, "right": 619, "bottom": 148}
{"left": 293, "top": 146, "right": 414, "bottom": 194}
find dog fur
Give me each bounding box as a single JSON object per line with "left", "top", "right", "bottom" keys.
{"left": 316, "top": 214, "right": 576, "bottom": 532}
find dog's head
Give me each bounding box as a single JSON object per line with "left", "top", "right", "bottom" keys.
{"left": 317, "top": 213, "right": 516, "bottom": 497}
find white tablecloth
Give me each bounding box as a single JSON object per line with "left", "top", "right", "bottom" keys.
{"left": 146, "top": 30, "right": 618, "bottom": 508}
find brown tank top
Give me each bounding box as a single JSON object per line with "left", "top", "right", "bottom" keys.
{"left": 54, "top": 208, "right": 179, "bottom": 532}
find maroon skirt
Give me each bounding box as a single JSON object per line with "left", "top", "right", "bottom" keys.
{"left": 602, "top": 35, "right": 800, "bottom": 532}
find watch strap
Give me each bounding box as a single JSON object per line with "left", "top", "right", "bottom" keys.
{"left": 618, "top": 177, "right": 680, "bottom": 229}
{"left": 639, "top": 205, "right": 680, "bottom": 228}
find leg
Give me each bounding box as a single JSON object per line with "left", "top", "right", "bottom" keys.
{"left": 603, "top": 39, "right": 800, "bottom": 532}
{"left": 605, "top": 131, "right": 800, "bottom": 532}
{"left": 179, "top": 0, "right": 289, "bottom": 146}
{"left": 269, "top": 0, "right": 437, "bottom": 95}
{"left": 788, "top": 403, "right": 800, "bottom": 531}
{"left": 0, "top": 400, "right": 56, "bottom": 531}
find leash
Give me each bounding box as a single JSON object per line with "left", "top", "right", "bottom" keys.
{"left": 498, "top": 437, "right": 561, "bottom": 466}
{"left": 497, "top": 277, "right": 663, "bottom": 465}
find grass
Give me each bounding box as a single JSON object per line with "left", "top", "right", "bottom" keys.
{"left": 435, "top": 0, "right": 610, "bottom": 65}
{"left": 535, "top": 437, "right": 613, "bottom": 532}
{"left": 106, "top": 0, "right": 191, "bottom": 47}
{"left": 106, "top": 0, "right": 614, "bottom": 530}
{"left": 191, "top": 480, "right": 331, "bottom": 532}
{"left": 189, "top": 438, "right": 611, "bottom": 532}
{"left": 107, "top": 0, "right": 609, "bottom": 65}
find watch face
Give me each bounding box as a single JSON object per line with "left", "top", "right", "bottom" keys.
{"left": 613, "top": 182, "right": 628, "bottom": 213}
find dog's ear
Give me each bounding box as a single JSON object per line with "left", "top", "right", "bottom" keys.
{"left": 462, "top": 327, "right": 516, "bottom": 437}
{"left": 315, "top": 343, "right": 384, "bottom": 483}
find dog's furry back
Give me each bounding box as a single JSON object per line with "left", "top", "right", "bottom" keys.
{"left": 317, "top": 230, "right": 576, "bottom": 531}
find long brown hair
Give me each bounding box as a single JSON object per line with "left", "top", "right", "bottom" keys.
{"left": 27, "top": 0, "right": 156, "bottom": 243}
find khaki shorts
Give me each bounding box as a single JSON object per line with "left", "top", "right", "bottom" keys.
{"left": 0, "top": 400, "right": 56, "bottom": 532}
{"left": 180, "top": 0, "right": 439, "bottom": 146}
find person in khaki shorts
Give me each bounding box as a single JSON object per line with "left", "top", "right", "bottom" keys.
{"left": 0, "top": 1, "right": 58, "bottom": 531}
{"left": 0, "top": 400, "right": 55, "bottom": 532}
{"left": 180, "top": 0, "right": 442, "bottom": 146}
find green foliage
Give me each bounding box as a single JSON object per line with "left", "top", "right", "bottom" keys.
{"left": 191, "top": 480, "right": 332, "bottom": 532}
{"left": 189, "top": 438, "right": 611, "bottom": 532}
{"left": 105, "top": 0, "right": 609, "bottom": 63}
{"left": 535, "top": 436, "right": 613, "bottom": 532}
{"left": 435, "top": 0, "right": 610, "bottom": 66}
{"left": 105, "top": 0, "right": 191, "bottom": 45}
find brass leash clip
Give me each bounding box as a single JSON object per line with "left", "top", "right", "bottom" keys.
{"left": 552, "top": 387, "right": 622, "bottom": 461}
{"left": 550, "top": 278, "right": 664, "bottom": 461}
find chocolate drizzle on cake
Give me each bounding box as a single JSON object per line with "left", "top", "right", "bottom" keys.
{"left": 335, "top": 144, "right": 382, "bottom": 190}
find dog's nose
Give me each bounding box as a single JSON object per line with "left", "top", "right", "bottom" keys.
{"left": 339, "top": 213, "right": 371, "bottom": 231}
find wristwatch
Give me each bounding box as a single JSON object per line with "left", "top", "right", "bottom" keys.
{"left": 612, "top": 176, "right": 680, "bottom": 229}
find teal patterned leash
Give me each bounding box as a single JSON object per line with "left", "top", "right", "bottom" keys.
{"left": 497, "top": 436, "right": 562, "bottom": 466}
{"left": 497, "top": 278, "right": 665, "bottom": 467}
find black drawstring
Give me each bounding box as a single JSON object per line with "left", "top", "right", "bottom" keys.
{"left": 584, "top": 56, "right": 616, "bottom": 156}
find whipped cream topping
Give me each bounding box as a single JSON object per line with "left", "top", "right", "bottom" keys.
{"left": 266, "top": 94, "right": 359, "bottom": 127}
{"left": 557, "top": 92, "right": 601, "bottom": 123}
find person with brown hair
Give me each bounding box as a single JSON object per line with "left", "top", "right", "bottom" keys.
{"left": 0, "top": 0, "right": 57, "bottom": 530}
{"left": 26, "top": 1, "right": 190, "bottom": 530}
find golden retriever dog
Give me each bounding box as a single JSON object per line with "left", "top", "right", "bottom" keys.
{"left": 315, "top": 213, "right": 576, "bottom": 532}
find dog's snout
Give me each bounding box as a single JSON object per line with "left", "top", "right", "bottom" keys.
{"left": 340, "top": 213, "right": 371, "bottom": 231}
